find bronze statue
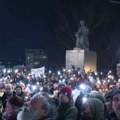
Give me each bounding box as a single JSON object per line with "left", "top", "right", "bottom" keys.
{"left": 75, "top": 20, "right": 89, "bottom": 50}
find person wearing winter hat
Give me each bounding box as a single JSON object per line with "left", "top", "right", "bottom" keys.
{"left": 81, "top": 97, "right": 104, "bottom": 120}
{"left": 111, "top": 88, "right": 120, "bottom": 120}
{"left": 55, "top": 86, "right": 78, "bottom": 120}
{"left": 104, "top": 89, "right": 117, "bottom": 120}
{"left": 105, "top": 90, "right": 114, "bottom": 113}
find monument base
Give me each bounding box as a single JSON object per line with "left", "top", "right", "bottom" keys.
{"left": 66, "top": 49, "right": 97, "bottom": 72}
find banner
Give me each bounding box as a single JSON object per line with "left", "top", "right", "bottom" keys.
{"left": 31, "top": 67, "right": 45, "bottom": 76}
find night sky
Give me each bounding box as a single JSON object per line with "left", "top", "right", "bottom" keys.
{"left": 0, "top": 0, "right": 120, "bottom": 71}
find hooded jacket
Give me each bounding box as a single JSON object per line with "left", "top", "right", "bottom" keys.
{"left": 87, "top": 98, "right": 104, "bottom": 120}
{"left": 55, "top": 101, "right": 78, "bottom": 120}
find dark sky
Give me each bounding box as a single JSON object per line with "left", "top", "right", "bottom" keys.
{"left": 0, "top": 0, "right": 120, "bottom": 70}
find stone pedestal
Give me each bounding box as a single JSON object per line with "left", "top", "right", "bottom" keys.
{"left": 66, "top": 49, "right": 97, "bottom": 72}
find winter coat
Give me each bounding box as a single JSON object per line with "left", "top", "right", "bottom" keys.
{"left": 55, "top": 101, "right": 78, "bottom": 120}
{"left": 87, "top": 98, "right": 104, "bottom": 120}
{"left": 38, "top": 116, "right": 55, "bottom": 120}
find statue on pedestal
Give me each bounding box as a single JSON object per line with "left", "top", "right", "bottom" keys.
{"left": 75, "top": 20, "right": 89, "bottom": 50}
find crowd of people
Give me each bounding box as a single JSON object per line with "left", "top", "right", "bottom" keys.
{"left": 0, "top": 64, "right": 119, "bottom": 120}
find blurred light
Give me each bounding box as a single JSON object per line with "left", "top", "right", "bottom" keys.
{"left": 15, "top": 69, "right": 18, "bottom": 73}
{"left": 108, "top": 80, "right": 110, "bottom": 82}
{"left": 103, "top": 80, "right": 106, "bottom": 83}
{"left": 88, "top": 76, "right": 94, "bottom": 82}
{"left": 44, "top": 75, "right": 46, "bottom": 78}
{"left": 60, "top": 75, "right": 63, "bottom": 78}
{"left": 36, "top": 82, "right": 39, "bottom": 85}
{"left": 3, "top": 69, "right": 6, "bottom": 73}
{"left": 79, "top": 84, "right": 86, "bottom": 90}
{"left": 100, "top": 72, "right": 103, "bottom": 75}
{"left": 72, "top": 89, "right": 78, "bottom": 95}
{"left": 49, "top": 70, "right": 52, "bottom": 74}
{"left": 97, "top": 80, "right": 101, "bottom": 84}
{"left": 32, "top": 75, "right": 34, "bottom": 78}
{"left": 63, "top": 79, "right": 66, "bottom": 82}
{"left": 35, "top": 74, "right": 38, "bottom": 78}
{"left": 40, "top": 87, "right": 43, "bottom": 91}
{"left": 108, "top": 75, "right": 114, "bottom": 79}
{"left": 7, "top": 70, "right": 11, "bottom": 74}
{"left": 25, "top": 96, "right": 29, "bottom": 100}
{"left": 27, "top": 84, "right": 30, "bottom": 87}
{"left": 78, "top": 71, "right": 81, "bottom": 75}
{"left": 95, "top": 72, "right": 98, "bottom": 76}
{"left": 70, "top": 77, "right": 74, "bottom": 80}
{"left": 108, "top": 70, "right": 112, "bottom": 74}
{"left": 57, "top": 71, "right": 61, "bottom": 75}
{"left": 31, "top": 85, "right": 37, "bottom": 92}
{"left": 68, "top": 69, "right": 71, "bottom": 73}
{"left": 73, "top": 74, "right": 76, "bottom": 77}
{"left": 19, "top": 81, "right": 25, "bottom": 86}
{"left": 10, "top": 79, "right": 13, "bottom": 82}
{"left": 82, "top": 97, "right": 87, "bottom": 103}
{"left": 63, "top": 69, "right": 66, "bottom": 72}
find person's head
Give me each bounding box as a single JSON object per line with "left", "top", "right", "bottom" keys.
{"left": 17, "top": 92, "right": 50, "bottom": 120}
{"left": 104, "top": 90, "right": 114, "bottom": 113}
{"left": 3, "top": 96, "right": 23, "bottom": 120}
{"left": 80, "top": 20, "right": 85, "bottom": 26}
{"left": 112, "top": 89, "right": 120, "bottom": 117}
{"left": 21, "top": 84, "right": 26, "bottom": 91}
{"left": 5, "top": 96, "right": 23, "bottom": 112}
{"left": 81, "top": 98, "right": 104, "bottom": 120}
{"left": 59, "top": 86, "right": 72, "bottom": 103}
{"left": 16, "top": 86, "right": 22, "bottom": 95}
{"left": 5, "top": 84, "right": 13, "bottom": 95}
{"left": 58, "top": 82, "right": 66, "bottom": 91}
{"left": 53, "top": 80, "right": 58, "bottom": 89}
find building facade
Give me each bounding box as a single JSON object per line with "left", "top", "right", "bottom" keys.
{"left": 25, "top": 49, "right": 47, "bottom": 68}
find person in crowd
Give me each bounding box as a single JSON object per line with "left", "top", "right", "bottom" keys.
{"left": 17, "top": 92, "right": 55, "bottom": 120}
{"left": 55, "top": 86, "right": 78, "bottom": 120}
{"left": 0, "top": 84, "right": 15, "bottom": 111}
{"left": 48, "top": 97, "right": 59, "bottom": 119}
{"left": 21, "top": 84, "right": 26, "bottom": 92}
{"left": 111, "top": 88, "right": 120, "bottom": 120}
{"left": 104, "top": 89, "right": 117, "bottom": 120}
{"left": 80, "top": 97, "right": 104, "bottom": 120}
{"left": 15, "top": 86, "right": 25, "bottom": 101}
{"left": 2, "top": 96, "right": 23, "bottom": 120}
{"left": 49, "top": 80, "right": 58, "bottom": 95}
{"left": 75, "top": 92, "right": 84, "bottom": 120}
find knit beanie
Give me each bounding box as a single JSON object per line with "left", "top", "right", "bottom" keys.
{"left": 60, "top": 86, "right": 72, "bottom": 100}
